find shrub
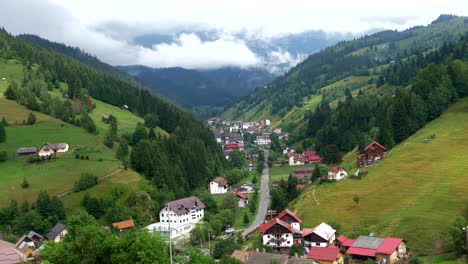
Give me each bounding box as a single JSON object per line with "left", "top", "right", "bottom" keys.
{"left": 74, "top": 173, "right": 99, "bottom": 192}
{"left": 75, "top": 153, "right": 80, "bottom": 159}
{"left": 80, "top": 155, "right": 85, "bottom": 160}
{"left": 21, "top": 178, "right": 30, "bottom": 189}
{"left": 98, "top": 158, "right": 103, "bottom": 162}
{"left": 85, "top": 155, "right": 89, "bottom": 160}
{"left": 26, "top": 112, "right": 36, "bottom": 125}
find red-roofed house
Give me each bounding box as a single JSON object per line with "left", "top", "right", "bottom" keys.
{"left": 307, "top": 246, "right": 343, "bottom": 264}
{"left": 346, "top": 235, "right": 407, "bottom": 264}
{"left": 209, "top": 177, "right": 228, "bottom": 194}
{"left": 356, "top": 141, "right": 387, "bottom": 167}
{"left": 112, "top": 219, "right": 135, "bottom": 231}
{"left": 304, "top": 151, "right": 322, "bottom": 163}
{"left": 327, "top": 166, "right": 347, "bottom": 181}
{"left": 277, "top": 209, "right": 302, "bottom": 230}
{"left": 259, "top": 218, "right": 294, "bottom": 251}
{"left": 235, "top": 191, "right": 249, "bottom": 207}
{"left": 334, "top": 235, "right": 355, "bottom": 253}
{"left": 302, "top": 222, "right": 336, "bottom": 248}
{"left": 288, "top": 153, "right": 304, "bottom": 166}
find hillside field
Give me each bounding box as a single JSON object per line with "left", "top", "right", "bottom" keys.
{"left": 292, "top": 97, "right": 468, "bottom": 254}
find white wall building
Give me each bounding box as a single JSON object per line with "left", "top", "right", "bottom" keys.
{"left": 303, "top": 222, "right": 336, "bottom": 248}
{"left": 328, "top": 166, "right": 348, "bottom": 181}
{"left": 259, "top": 218, "right": 294, "bottom": 249}
{"left": 38, "top": 143, "right": 69, "bottom": 157}
{"left": 146, "top": 222, "right": 193, "bottom": 239}
{"left": 209, "top": 177, "right": 228, "bottom": 194}
{"left": 159, "top": 196, "right": 205, "bottom": 225}
{"left": 255, "top": 136, "right": 271, "bottom": 145}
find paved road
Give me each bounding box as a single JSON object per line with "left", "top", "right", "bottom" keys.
{"left": 242, "top": 149, "right": 270, "bottom": 238}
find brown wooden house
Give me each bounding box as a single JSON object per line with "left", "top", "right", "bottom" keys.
{"left": 290, "top": 168, "right": 314, "bottom": 184}
{"left": 259, "top": 218, "right": 294, "bottom": 252}
{"left": 356, "top": 141, "right": 387, "bottom": 167}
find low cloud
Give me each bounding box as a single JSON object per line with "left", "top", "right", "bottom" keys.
{"left": 360, "top": 15, "right": 419, "bottom": 26}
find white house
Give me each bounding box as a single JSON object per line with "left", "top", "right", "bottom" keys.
{"left": 46, "top": 223, "right": 67, "bottom": 243}
{"left": 159, "top": 196, "right": 205, "bottom": 224}
{"left": 288, "top": 153, "right": 304, "bottom": 166}
{"left": 255, "top": 136, "right": 271, "bottom": 145}
{"left": 209, "top": 177, "right": 228, "bottom": 194}
{"left": 259, "top": 218, "right": 294, "bottom": 250}
{"left": 235, "top": 192, "right": 249, "bottom": 208}
{"left": 302, "top": 222, "right": 336, "bottom": 248}
{"left": 265, "top": 119, "right": 271, "bottom": 126}
{"left": 239, "top": 181, "right": 254, "bottom": 193}
{"left": 328, "top": 166, "right": 348, "bottom": 181}
{"left": 146, "top": 222, "right": 193, "bottom": 239}
{"left": 38, "top": 143, "right": 69, "bottom": 157}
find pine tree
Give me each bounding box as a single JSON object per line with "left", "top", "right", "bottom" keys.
{"left": 312, "top": 163, "right": 321, "bottom": 182}
{"left": 0, "top": 122, "right": 6, "bottom": 142}
{"left": 148, "top": 128, "right": 157, "bottom": 140}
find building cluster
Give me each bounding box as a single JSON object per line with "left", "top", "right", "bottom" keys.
{"left": 236, "top": 208, "right": 407, "bottom": 264}
{"left": 208, "top": 176, "right": 251, "bottom": 207}
{"left": 287, "top": 150, "right": 322, "bottom": 166}
{"left": 16, "top": 142, "right": 69, "bottom": 158}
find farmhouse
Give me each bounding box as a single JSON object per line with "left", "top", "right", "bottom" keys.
{"left": 288, "top": 153, "right": 304, "bottom": 166}
{"left": 38, "top": 143, "right": 69, "bottom": 157}
{"left": 15, "top": 231, "right": 43, "bottom": 257}
{"left": 304, "top": 151, "right": 321, "bottom": 163}
{"left": 235, "top": 191, "right": 249, "bottom": 207}
{"left": 327, "top": 166, "right": 347, "bottom": 181}
{"left": 302, "top": 222, "right": 336, "bottom": 248}
{"left": 16, "top": 147, "right": 38, "bottom": 158}
{"left": 159, "top": 196, "right": 205, "bottom": 224}
{"left": 346, "top": 235, "right": 407, "bottom": 264}
{"left": 112, "top": 219, "right": 135, "bottom": 231}
{"left": 307, "top": 246, "right": 343, "bottom": 264}
{"left": 46, "top": 223, "right": 67, "bottom": 243}
{"left": 356, "top": 141, "right": 387, "bottom": 167}
{"left": 209, "top": 177, "right": 228, "bottom": 194}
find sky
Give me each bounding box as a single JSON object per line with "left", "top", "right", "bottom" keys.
{"left": 0, "top": 0, "right": 466, "bottom": 70}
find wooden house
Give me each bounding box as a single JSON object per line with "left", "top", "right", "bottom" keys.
{"left": 303, "top": 222, "right": 336, "bottom": 248}
{"left": 356, "top": 141, "right": 387, "bottom": 167}
{"left": 16, "top": 147, "right": 38, "bottom": 158}
{"left": 291, "top": 168, "right": 314, "bottom": 184}
{"left": 259, "top": 218, "right": 294, "bottom": 252}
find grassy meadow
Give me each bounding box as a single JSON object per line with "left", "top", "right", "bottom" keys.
{"left": 292, "top": 97, "right": 468, "bottom": 254}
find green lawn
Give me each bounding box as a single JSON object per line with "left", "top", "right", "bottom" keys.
{"left": 293, "top": 97, "right": 468, "bottom": 254}
{"left": 270, "top": 164, "right": 313, "bottom": 182}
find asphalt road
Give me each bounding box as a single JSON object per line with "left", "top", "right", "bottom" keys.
{"left": 242, "top": 149, "right": 270, "bottom": 238}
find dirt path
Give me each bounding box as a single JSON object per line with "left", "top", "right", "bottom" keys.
{"left": 312, "top": 187, "right": 320, "bottom": 205}
{"left": 57, "top": 168, "right": 122, "bottom": 198}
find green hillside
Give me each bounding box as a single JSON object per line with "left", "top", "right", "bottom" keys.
{"left": 224, "top": 16, "right": 468, "bottom": 127}
{"left": 292, "top": 97, "right": 468, "bottom": 254}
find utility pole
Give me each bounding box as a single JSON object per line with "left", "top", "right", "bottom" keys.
{"left": 169, "top": 220, "right": 173, "bottom": 264}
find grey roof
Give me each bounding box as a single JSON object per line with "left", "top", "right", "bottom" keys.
{"left": 352, "top": 235, "right": 386, "bottom": 249}
{"left": 166, "top": 196, "right": 205, "bottom": 216}
{"left": 46, "top": 143, "right": 67, "bottom": 150}
{"left": 46, "top": 223, "right": 66, "bottom": 240}
{"left": 16, "top": 147, "right": 37, "bottom": 154}
{"left": 245, "top": 252, "right": 289, "bottom": 264}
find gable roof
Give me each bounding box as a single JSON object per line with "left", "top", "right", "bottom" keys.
{"left": 259, "top": 218, "right": 293, "bottom": 234}
{"left": 346, "top": 236, "right": 403, "bottom": 257}
{"left": 0, "top": 246, "right": 26, "bottom": 264}
{"left": 231, "top": 250, "right": 253, "bottom": 262}
{"left": 329, "top": 166, "right": 345, "bottom": 173}
{"left": 302, "top": 222, "right": 336, "bottom": 241}
{"left": 336, "top": 235, "right": 355, "bottom": 247}
{"left": 211, "top": 177, "right": 228, "bottom": 187}
{"left": 365, "top": 141, "right": 386, "bottom": 151}
{"left": 46, "top": 223, "right": 66, "bottom": 240}
{"left": 44, "top": 143, "right": 68, "bottom": 150}
{"left": 112, "top": 219, "right": 135, "bottom": 230}
{"left": 165, "top": 196, "right": 205, "bottom": 215}
{"left": 245, "top": 252, "right": 289, "bottom": 264}
{"left": 277, "top": 208, "right": 302, "bottom": 223}
{"left": 307, "top": 246, "right": 341, "bottom": 261}
{"left": 235, "top": 191, "right": 248, "bottom": 200}
{"left": 16, "top": 147, "right": 37, "bottom": 154}
{"left": 376, "top": 238, "right": 404, "bottom": 255}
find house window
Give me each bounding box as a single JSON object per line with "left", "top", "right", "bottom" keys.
{"left": 287, "top": 241, "right": 290, "bottom": 244}
{"left": 285, "top": 234, "right": 289, "bottom": 237}
{"left": 268, "top": 235, "right": 270, "bottom": 238}
{"left": 315, "top": 243, "right": 320, "bottom": 246}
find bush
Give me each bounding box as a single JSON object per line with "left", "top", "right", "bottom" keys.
{"left": 98, "top": 158, "right": 103, "bottom": 162}
{"left": 80, "top": 155, "right": 85, "bottom": 160}
{"left": 26, "top": 112, "right": 36, "bottom": 125}
{"left": 75, "top": 153, "right": 80, "bottom": 159}
{"left": 85, "top": 156, "right": 89, "bottom": 160}
{"left": 0, "top": 151, "right": 7, "bottom": 162}
{"left": 74, "top": 173, "right": 99, "bottom": 192}
{"left": 21, "top": 178, "right": 30, "bottom": 189}
{"left": 213, "top": 238, "right": 239, "bottom": 259}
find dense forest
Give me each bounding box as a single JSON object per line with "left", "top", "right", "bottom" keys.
{"left": 0, "top": 28, "right": 225, "bottom": 200}
{"left": 305, "top": 35, "right": 468, "bottom": 153}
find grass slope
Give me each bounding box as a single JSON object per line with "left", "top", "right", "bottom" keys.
{"left": 292, "top": 98, "right": 468, "bottom": 254}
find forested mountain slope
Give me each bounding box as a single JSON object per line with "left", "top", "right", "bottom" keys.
{"left": 224, "top": 15, "right": 468, "bottom": 123}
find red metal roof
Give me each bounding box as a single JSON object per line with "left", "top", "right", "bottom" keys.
{"left": 302, "top": 228, "right": 315, "bottom": 237}
{"left": 277, "top": 208, "right": 302, "bottom": 223}
{"left": 346, "top": 247, "right": 377, "bottom": 257}
{"left": 329, "top": 166, "right": 343, "bottom": 173}
{"left": 376, "top": 238, "right": 403, "bottom": 255}
{"left": 342, "top": 239, "right": 356, "bottom": 247}
{"left": 365, "top": 141, "right": 386, "bottom": 151}
{"left": 112, "top": 219, "right": 135, "bottom": 230}
{"left": 307, "top": 246, "right": 341, "bottom": 261}
{"left": 235, "top": 191, "right": 248, "bottom": 200}
{"left": 336, "top": 234, "right": 347, "bottom": 243}
{"left": 258, "top": 218, "right": 293, "bottom": 234}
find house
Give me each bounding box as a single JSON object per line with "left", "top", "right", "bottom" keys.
{"left": 16, "top": 147, "right": 38, "bottom": 158}
{"left": 38, "top": 143, "right": 69, "bottom": 157}
{"left": 307, "top": 246, "right": 343, "bottom": 264}
{"left": 346, "top": 236, "right": 407, "bottom": 264}
{"left": 288, "top": 153, "right": 304, "bottom": 166}
{"left": 15, "top": 231, "right": 43, "bottom": 257}
{"left": 277, "top": 133, "right": 289, "bottom": 141}
{"left": 225, "top": 133, "right": 244, "bottom": 144}
{"left": 273, "top": 128, "right": 282, "bottom": 134}
{"left": 334, "top": 235, "right": 355, "bottom": 253}
{"left": 101, "top": 115, "right": 111, "bottom": 123}
{"left": 159, "top": 196, "right": 205, "bottom": 224}
{"left": 146, "top": 222, "right": 193, "bottom": 239}
{"left": 0, "top": 239, "right": 27, "bottom": 264}
{"left": 282, "top": 146, "right": 294, "bottom": 155}
{"left": 112, "top": 219, "right": 135, "bottom": 231}
{"left": 46, "top": 223, "right": 67, "bottom": 242}
{"left": 209, "top": 177, "right": 228, "bottom": 194}
{"left": 304, "top": 151, "right": 322, "bottom": 163}
{"left": 255, "top": 135, "right": 271, "bottom": 145}
{"left": 235, "top": 191, "right": 249, "bottom": 207}
{"left": 246, "top": 126, "right": 258, "bottom": 134}
{"left": 259, "top": 218, "right": 294, "bottom": 251}
{"left": 265, "top": 119, "right": 271, "bottom": 126}
{"left": 276, "top": 209, "right": 303, "bottom": 245}
{"left": 327, "top": 167, "right": 347, "bottom": 181}
{"left": 302, "top": 222, "right": 336, "bottom": 248}
{"left": 356, "top": 141, "right": 387, "bottom": 167}
{"left": 291, "top": 168, "right": 314, "bottom": 183}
